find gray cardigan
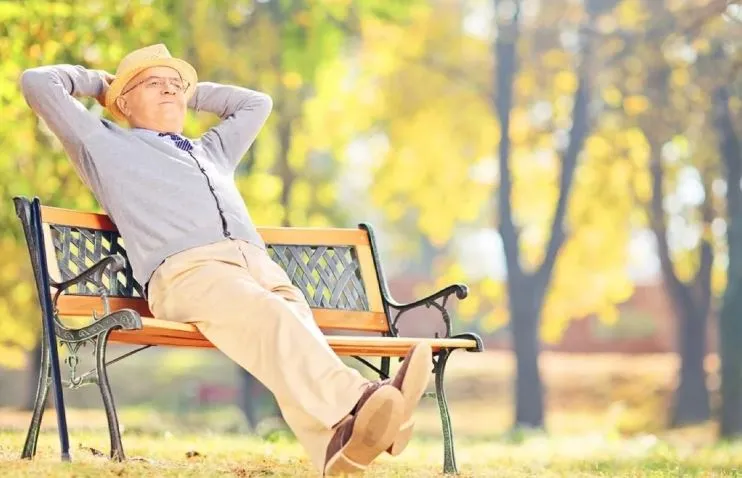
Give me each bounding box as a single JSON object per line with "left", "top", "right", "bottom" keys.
{"left": 20, "top": 64, "right": 273, "bottom": 290}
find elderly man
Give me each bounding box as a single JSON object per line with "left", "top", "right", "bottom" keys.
{"left": 20, "top": 44, "right": 432, "bottom": 476}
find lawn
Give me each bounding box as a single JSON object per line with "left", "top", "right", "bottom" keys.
{"left": 3, "top": 419, "right": 742, "bottom": 477}
{"left": 1, "top": 351, "right": 740, "bottom": 476}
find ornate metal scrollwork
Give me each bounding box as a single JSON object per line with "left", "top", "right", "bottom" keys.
{"left": 53, "top": 309, "right": 142, "bottom": 390}
{"left": 387, "top": 285, "right": 467, "bottom": 338}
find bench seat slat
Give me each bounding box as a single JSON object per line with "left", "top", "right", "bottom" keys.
{"left": 56, "top": 296, "right": 389, "bottom": 332}
{"left": 107, "top": 318, "right": 478, "bottom": 356}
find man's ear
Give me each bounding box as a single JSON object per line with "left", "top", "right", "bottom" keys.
{"left": 116, "top": 96, "right": 130, "bottom": 117}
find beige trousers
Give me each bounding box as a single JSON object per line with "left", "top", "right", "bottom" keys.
{"left": 146, "top": 239, "right": 369, "bottom": 472}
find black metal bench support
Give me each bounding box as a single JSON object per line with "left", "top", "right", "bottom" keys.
{"left": 21, "top": 328, "right": 51, "bottom": 460}
{"left": 435, "top": 348, "right": 457, "bottom": 474}
{"left": 21, "top": 309, "right": 142, "bottom": 461}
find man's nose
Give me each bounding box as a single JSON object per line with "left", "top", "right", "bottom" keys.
{"left": 162, "top": 83, "right": 177, "bottom": 94}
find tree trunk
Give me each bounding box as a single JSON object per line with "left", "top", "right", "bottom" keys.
{"left": 643, "top": 41, "right": 715, "bottom": 427}
{"left": 670, "top": 306, "right": 710, "bottom": 426}
{"left": 719, "top": 287, "right": 742, "bottom": 437}
{"left": 491, "top": 0, "right": 593, "bottom": 431}
{"left": 510, "top": 297, "right": 544, "bottom": 428}
{"left": 716, "top": 79, "right": 742, "bottom": 438}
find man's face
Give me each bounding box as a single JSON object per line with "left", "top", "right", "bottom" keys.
{"left": 115, "top": 66, "right": 188, "bottom": 133}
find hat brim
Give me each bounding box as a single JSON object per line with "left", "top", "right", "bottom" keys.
{"left": 105, "top": 57, "right": 198, "bottom": 123}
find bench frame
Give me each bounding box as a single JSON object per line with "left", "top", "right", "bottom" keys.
{"left": 14, "top": 196, "right": 484, "bottom": 474}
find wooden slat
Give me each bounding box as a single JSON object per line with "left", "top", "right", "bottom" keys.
{"left": 42, "top": 224, "right": 63, "bottom": 284}
{"left": 57, "top": 296, "right": 154, "bottom": 318}
{"left": 40, "top": 206, "right": 369, "bottom": 246}
{"left": 108, "top": 323, "right": 479, "bottom": 355}
{"left": 41, "top": 206, "right": 117, "bottom": 231}
{"left": 56, "top": 296, "right": 389, "bottom": 332}
{"left": 315, "top": 309, "right": 388, "bottom": 332}
{"left": 356, "top": 245, "right": 384, "bottom": 313}
{"left": 109, "top": 332, "right": 214, "bottom": 348}
{"left": 258, "top": 228, "right": 370, "bottom": 246}
{"left": 327, "top": 336, "right": 479, "bottom": 350}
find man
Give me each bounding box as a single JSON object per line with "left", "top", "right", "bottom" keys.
{"left": 20, "top": 44, "right": 432, "bottom": 476}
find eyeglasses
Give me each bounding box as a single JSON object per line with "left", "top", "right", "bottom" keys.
{"left": 122, "top": 76, "right": 190, "bottom": 95}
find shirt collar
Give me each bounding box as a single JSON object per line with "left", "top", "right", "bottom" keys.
{"left": 130, "top": 128, "right": 194, "bottom": 141}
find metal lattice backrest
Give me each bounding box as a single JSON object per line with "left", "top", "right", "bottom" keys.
{"left": 268, "top": 245, "right": 369, "bottom": 311}
{"left": 47, "top": 225, "right": 370, "bottom": 311}
{"left": 49, "top": 225, "right": 143, "bottom": 298}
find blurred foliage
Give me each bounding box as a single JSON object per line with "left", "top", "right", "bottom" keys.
{"left": 180, "top": 0, "right": 419, "bottom": 227}
{"left": 2, "top": 0, "right": 741, "bottom": 369}
{"left": 354, "top": 0, "right": 742, "bottom": 341}
{"left": 0, "top": 0, "right": 181, "bottom": 368}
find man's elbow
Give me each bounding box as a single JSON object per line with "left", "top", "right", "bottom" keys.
{"left": 19, "top": 68, "right": 49, "bottom": 97}
{"left": 259, "top": 92, "right": 273, "bottom": 115}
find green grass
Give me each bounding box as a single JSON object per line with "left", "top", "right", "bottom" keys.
{"left": 2, "top": 407, "right": 742, "bottom": 477}
{"left": 1, "top": 351, "right": 739, "bottom": 476}
{"left": 3, "top": 427, "right": 742, "bottom": 476}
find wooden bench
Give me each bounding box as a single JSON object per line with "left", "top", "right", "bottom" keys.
{"left": 13, "top": 196, "right": 483, "bottom": 474}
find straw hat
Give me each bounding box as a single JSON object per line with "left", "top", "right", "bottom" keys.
{"left": 105, "top": 44, "right": 197, "bottom": 122}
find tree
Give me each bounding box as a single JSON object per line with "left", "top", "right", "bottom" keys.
{"left": 715, "top": 41, "right": 742, "bottom": 436}
{"left": 356, "top": 0, "right": 641, "bottom": 429}
{"left": 493, "top": 0, "right": 606, "bottom": 428}
{"left": 628, "top": 0, "right": 717, "bottom": 427}
{"left": 619, "top": 0, "right": 741, "bottom": 427}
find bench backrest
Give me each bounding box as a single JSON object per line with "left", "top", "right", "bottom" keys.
{"left": 15, "top": 197, "right": 391, "bottom": 334}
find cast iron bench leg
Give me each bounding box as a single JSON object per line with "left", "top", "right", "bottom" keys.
{"left": 96, "top": 329, "right": 125, "bottom": 461}
{"left": 21, "top": 330, "right": 51, "bottom": 459}
{"left": 434, "top": 348, "right": 458, "bottom": 475}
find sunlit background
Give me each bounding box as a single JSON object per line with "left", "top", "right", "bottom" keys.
{"left": 2, "top": 0, "right": 742, "bottom": 476}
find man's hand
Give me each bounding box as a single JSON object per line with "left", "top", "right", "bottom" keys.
{"left": 95, "top": 72, "right": 115, "bottom": 107}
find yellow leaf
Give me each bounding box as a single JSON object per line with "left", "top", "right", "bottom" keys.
{"left": 283, "top": 71, "right": 303, "bottom": 90}
{"left": 597, "top": 305, "right": 619, "bottom": 325}
{"left": 0, "top": 345, "right": 26, "bottom": 369}
{"left": 624, "top": 95, "right": 649, "bottom": 116}
{"left": 516, "top": 72, "right": 536, "bottom": 96}
{"left": 585, "top": 136, "right": 612, "bottom": 158}
{"left": 294, "top": 11, "right": 311, "bottom": 27}
{"left": 542, "top": 50, "right": 567, "bottom": 69}
{"left": 671, "top": 68, "right": 689, "bottom": 88}
{"left": 457, "top": 293, "right": 480, "bottom": 319}
{"left": 481, "top": 308, "right": 508, "bottom": 331}
{"left": 693, "top": 38, "right": 711, "bottom": 54}
{"left": 601, "top": 86, "right": 623, "bottom": 108}
{"left": 712, "top": 265, "right": 727, "bottom": 297}
{"left": 480, "top": 278, "right": 503, "bottom": 301}
{"left": 554, "top": 70, "right": 578, "bottom": 94}
{"left": 10, "top": 283, "right": 32, "bottom": 306}
{"left": 607, "top": 277, "right": 634, "bottom": 304}
{"left": 541, "top": 311, "right": 568, "bottom": 344}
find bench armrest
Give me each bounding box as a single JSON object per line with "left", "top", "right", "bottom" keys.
{"left": 387, "top": 284, "right": 468, "bottom": 310}
{"left": 387, "top": 283, "right": 469, "bottom": 339}
{"left": 51, "top": 254, "right": 127, "bottom": 317}
{"left": 52, "top": 254, "right": 126, "bottom": 293}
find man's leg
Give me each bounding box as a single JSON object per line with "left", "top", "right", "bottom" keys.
{"left": 235, "top": 241, "right": 433, "bottom": 465}
{"left": 146, "top": 240, "right": 402, "bottom": 474}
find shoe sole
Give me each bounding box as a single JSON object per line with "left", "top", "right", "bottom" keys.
{"left": 324, "top": 385, "right": 404, "bottom": 476}
{"left": 388, "top": 342, "right": 433, "bottom": 456}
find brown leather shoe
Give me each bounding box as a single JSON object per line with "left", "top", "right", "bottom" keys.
{"left": 386, "top": 342, "right": 433, "bottom": 456}
{"left": 323, "top": 383, "right": 404, "bottom": 476}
